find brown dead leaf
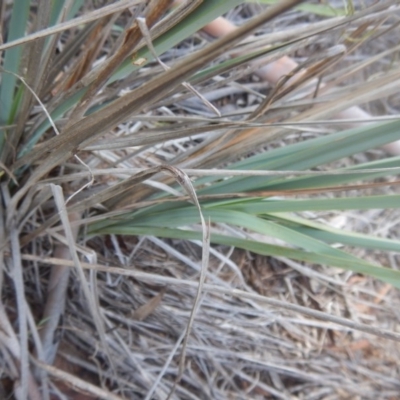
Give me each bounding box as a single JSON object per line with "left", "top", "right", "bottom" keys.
{"left": 131, "top": 287, "right": 167, "bottom": 321}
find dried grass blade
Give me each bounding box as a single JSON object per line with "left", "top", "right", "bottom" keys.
{"left": 0, "top": 0, "right": 146, "bottom": 52}
{"left": 159, "top": 166, "right": 210, "bottom": 399}
{"left": 68, "top": 0, "right": 174, "bottom": 123}
{"left": 25, "top": 304, "right": 50, "bottom": 400}
{"left": 132, "top": 287, "right": 167, "bottom": 321}
{"left": 3, "top": 217, "right": 30, "bottom": 399}
{"left": 44, "top": 18, "right": 114, "bottom": 97}
{"left": 2, "top": 184, "right": 30, "bottom": 400}
{"left": 32, "top": 359, "right": 125, "bottom": 400}
{"left": 38, "top": 211, "right": 81, "bottom": 364}
{"left": 145, "top": 330, "right": 186, "bottom": 400}
{"left": 50, "top": 184, "right": 113, "bottom": 371}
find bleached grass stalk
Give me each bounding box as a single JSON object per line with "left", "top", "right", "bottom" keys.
{"left": 25, "top": 302, "right": 50, "bottom": 400}
{"left": 145, "top": 330, "right": 186, "bottom": 400}
{"left": 0, "top": 304, "right": 42, "bottom": 400}
{"left": 50, "top": 185, "right": 113, "bottom": 370}
{"left": 0, "top": 0, "right": 145, "bottom": 52}
{"left": 33, "top": 359, "right": 125, "bottom": 400}
{"left": 38, "top": 211, "right": 81, "bottom": 364}
{"left": 157, "top": 166, "right": 210, "bottom": 399}
{"left": 5, "top": 185, "right": 29, "bottom": 400}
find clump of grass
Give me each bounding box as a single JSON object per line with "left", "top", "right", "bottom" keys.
{"left": 1, "top": 1, "right": 400, "bottom": 398}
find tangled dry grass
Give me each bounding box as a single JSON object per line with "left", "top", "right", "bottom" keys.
{"left": 21, "top": 223, "right": 400, "bottom": 399}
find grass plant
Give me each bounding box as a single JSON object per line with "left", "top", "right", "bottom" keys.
{"left": 1, "top": 0, "right": 400, "bottom": 398}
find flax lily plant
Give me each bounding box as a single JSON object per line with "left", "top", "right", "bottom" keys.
{"left": 1, "top": 0, "right": 400, "bottom": 399}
